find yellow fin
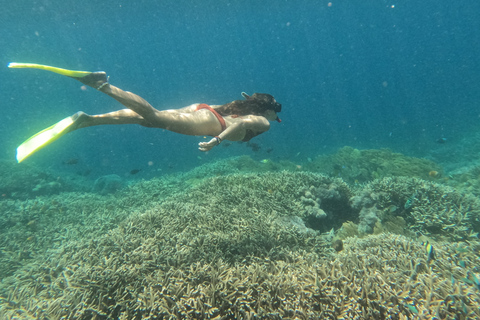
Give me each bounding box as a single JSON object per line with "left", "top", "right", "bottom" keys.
{"left": 8, "top": 62, "right": 91, "bottom": 78}
{"left": 16, "top": 116, "right": 75, "bottom": 163}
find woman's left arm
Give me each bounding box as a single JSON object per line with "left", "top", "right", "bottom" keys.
{"left": 198, "top": 116, "right": 270, "bottom": 151}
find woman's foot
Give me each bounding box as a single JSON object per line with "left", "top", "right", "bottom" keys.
{"left": 72, "top": 72, "right": 109, "bottom": 90}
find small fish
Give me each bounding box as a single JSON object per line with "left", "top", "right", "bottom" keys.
{"left": 247, "top": 142, "right": 261, "bottom": 152}
{"left": 459, "top": 260, "right": 466, "bottom": 268}
{"left": 386, "top": 205, "right": 398, "bottom": 213}
{"left": 63, "top": 158, "right": 79, "bottom": 165}
{"left": 436, "top": 137, "right": 447, "bottom": 144}
{"left": 429, "top": 170, "right": 439, "bottom": 178}
{"left": 260, "top": 159, "right": 270, "bottom": 164}
{"left": 405, "top": 304, "right": 418, "bottom": 315}
{"left": 404, "top": 192, "right": 417, "bottom": 209}
{"left": 423, "top": 241, "right": 435, "bottom": 264}
{"left": 130, "top": 169, "right": 141, "bottom": 175}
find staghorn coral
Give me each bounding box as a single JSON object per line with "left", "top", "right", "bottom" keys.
{"left": 303, "top": 146, "right": 443, "bottom": 184}
{"left": 0, "top": 192, "right": 132, "bottom": 279}
{"left": 444, "top": 164, "right": 480, "bottom": 197}
{"left": 1, "top": 166, "right": 480, "bottom": 319}
{"left": 2, "top": 233, "right": 479, "bottom": 319}
{"left": 0, "top": 172, "right": 343, "bottom": 319}
{"left": 352, "top": 176, "right": 480, "bottom": 241}
{"left": 0, "top": 160, "right": 91, "bottom": 200}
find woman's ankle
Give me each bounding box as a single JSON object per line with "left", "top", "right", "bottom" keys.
{"left": 75, "top": 72, "right": 109, "bottom": 90}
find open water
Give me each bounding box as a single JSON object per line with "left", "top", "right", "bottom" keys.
{"left": 2, "top": 0, "right": 480, "bottom": 176}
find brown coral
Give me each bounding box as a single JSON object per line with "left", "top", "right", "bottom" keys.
{"left": 1, "top": 168, "right": 479, "bottom": 319}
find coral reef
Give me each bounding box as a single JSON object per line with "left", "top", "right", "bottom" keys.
{"left": 303, "top": 146, "right": 443, "bottom": 184}
{"left": 357, "top": 206, "right": 381, "bottom": 234}
{"left": 2, "top": 232, "right": 479, "bottom": 319}
{"left": 92, "top": 174, "right": 124, "bottom": 195}
{"left": 0, "top": 172, "right": 341, "bottom": 318}
{"left": 0, "top": 160, "right": 91, "bottom": 199}
{"left": 298, "top": 181, "right": 354, "bottom": 232}
{"left": 0, "top": 193, "right": 129, "bottom": 279}
{"left": 1, "top": 153, "right": 480, "bottom": 319}
{"left": 444, "top": 164, "right": 480, "bottom": 197}
{"left": 185, "top": 155, "right": 299, "bottom": 184}
{"left": 351, "top": 176, "right": 480, "bottom": 240}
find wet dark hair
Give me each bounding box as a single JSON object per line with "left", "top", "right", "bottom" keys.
{"left": 215, "top": 93, "right": 282, "bottom": 117}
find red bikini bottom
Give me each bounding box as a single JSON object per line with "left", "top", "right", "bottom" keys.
{"left": 196, "top": 103, "right": 227, "bottom": 131}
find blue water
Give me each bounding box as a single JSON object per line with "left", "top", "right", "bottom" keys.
{"left": 2, "top": 0, "right": 480, "bottom": 177}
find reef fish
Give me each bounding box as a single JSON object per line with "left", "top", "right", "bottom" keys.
{"left": 404, "top": 192, "right": 417, "bottom": 209}
{"left": 63, "top": 158, "right": 79, "bottom": 165}
{"left": 405, "top": 304, "right": 418, "bottom": 315}
{"left": 428, "top": 170, "right": 439, "bottom": 178}
{"left": 423, "top": 241, "right": 435, "bottom": 264}
{"left": 130, "top": 169, "right": 141, "bottom": 175}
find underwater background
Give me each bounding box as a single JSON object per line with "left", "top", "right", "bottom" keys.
{"left": 1, "top": 0, "right": 480, "bottom": 319}
{"left": 1, "top": 0, "right": 480, "bottom": 175}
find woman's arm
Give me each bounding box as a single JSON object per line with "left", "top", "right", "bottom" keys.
{"left": 198, "top": 116, "right": 270, "bottom": 151}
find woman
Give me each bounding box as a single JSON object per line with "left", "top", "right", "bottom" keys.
{"left": 8, "top": 63, "right": 282, "bottom": 163}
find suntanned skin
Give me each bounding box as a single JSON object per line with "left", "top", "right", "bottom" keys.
{"left": 70, "top": 72, "right": 277, "bottom": 152}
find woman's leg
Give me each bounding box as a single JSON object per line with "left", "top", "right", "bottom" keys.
{"left": 76, "top": 72, "right": 161, "bottom": 127}
{"left": 36, "top": 67, "right": 222, "bottom": 135}
{"left": 16, "top": 109, "right": 155, "bottom": 163}
{"left": 81, "top": 74, "right": 222, "bottom": 135}
{"left": 74, "top": 109, "right": 154, "bottom": 129}
{"left": 99, "top": 84, "right": 161, "bottom": 126}
{"left": 8, "top": 64, "right": 192, "bottom": 129}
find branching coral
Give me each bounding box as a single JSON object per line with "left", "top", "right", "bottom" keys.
{"left": 1, "top": 166, "right": 480, "bottom": 319}
{"left": 0, "top": 160, "right": 90, "bottom": 199}
{"left": 352, "top": 176, "right": 480, "bottom": 240}
{"left": 2, "top": 233, "right": 479, "bottom": 319}
{"left": 303, "top": 146, "right": 442, "bottom": 184}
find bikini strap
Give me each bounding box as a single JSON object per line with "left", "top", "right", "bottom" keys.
{"left": 196, "top": 103, "right": 227, "bottom": 131}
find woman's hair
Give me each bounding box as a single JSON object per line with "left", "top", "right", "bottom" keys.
{"left": 216, "top": 93, "right": 282, "bottom": 117}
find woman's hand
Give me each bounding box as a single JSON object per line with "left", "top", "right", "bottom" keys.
{"left": 198, "top": 137, "right": 220, "bottom": 152}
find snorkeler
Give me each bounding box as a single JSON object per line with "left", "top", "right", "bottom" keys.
{"left": 8, "top": 63, "right": 282, "bottom": 163}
